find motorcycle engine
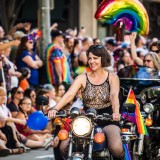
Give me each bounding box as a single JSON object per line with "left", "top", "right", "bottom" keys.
{"left": 94, "top": 149, "right": 110, "bottom": 158}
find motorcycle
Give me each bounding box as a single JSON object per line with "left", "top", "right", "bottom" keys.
{"left": 119, "top": 77, "right": 160, "bottom": 160}
{"left": 53, "top": 107, "right": 130, "bottom": 160}
{"left": 54, "top": 107, "right": 114, "bottom": 160}
{"left": 34, "top": 90, "right": 134, "bottom": 159}
{"left": 35, "top": 70, "right": 160, "bottom": 159}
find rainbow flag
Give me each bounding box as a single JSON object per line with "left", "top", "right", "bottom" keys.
{"left": 125, "top": 88, "right": 148, "bottom": 135}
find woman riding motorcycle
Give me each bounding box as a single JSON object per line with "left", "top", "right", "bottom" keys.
{"left": 48, "top": 44, "right": 124, "bottom": 160}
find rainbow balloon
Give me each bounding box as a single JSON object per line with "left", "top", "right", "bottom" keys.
{"left": 95, "top": 0, "right": 149, "bottom": 36}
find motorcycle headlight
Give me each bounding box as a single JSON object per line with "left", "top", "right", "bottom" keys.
{"left": 143, "top": 103, "right": 154, "bottom": 113}
{"left": 71, "top": 116, "right": 92, "bottom": 137}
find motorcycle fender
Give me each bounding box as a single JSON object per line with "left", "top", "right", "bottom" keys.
{"left": 93, "top": 126, "right": 107, "bottom": 152}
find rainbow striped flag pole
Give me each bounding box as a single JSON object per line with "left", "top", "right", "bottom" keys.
{"left": 125, "top": 88, "right": 148, "bottom": 135}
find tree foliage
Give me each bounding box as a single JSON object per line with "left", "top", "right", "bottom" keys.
{"left": 0, "top": 0, "right": 26, "bottom": 33}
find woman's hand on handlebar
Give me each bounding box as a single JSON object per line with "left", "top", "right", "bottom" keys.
{"left": 48, "top": 109, "right": 58, "bottom": 118}
{"left": 112, "top": 113, "right": 121, "bottom": 121}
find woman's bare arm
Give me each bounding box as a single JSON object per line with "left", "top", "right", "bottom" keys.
{"left": 109, "top": 73, "right": 120, "bottom": 113}
{"left": 35, "top": 55, "right": 43, "bottom": 67}
{"left": 6, "top": 117, "right": 26, "bottom": 125}
{"left": 130, "top": 32, "right": 143, "bottom": 65}
{"left": 0, "top": 40, "right": 20, "bottom": 51}
{"left": 53, "top": 74, "right": 85, "bottom": 111}
{"left": 22, "top": 56, "right": 43, "bottom": 69}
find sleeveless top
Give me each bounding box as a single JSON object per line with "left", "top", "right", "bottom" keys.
{"left": 82, "top": 73, "right": 111, "bottom": 110}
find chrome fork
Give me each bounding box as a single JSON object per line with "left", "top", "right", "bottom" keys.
{"left": 88, "top": 128, "right": 94, "bottom": 159}
{"left": 137, "top": 134, "right": 144, "bottom": 155}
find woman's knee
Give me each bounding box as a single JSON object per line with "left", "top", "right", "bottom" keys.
{"left": 109, "top": 143, "right": 124, "bottom": 158}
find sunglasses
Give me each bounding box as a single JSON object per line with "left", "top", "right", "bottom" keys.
{"left": 143, "top": 59, "right": 152, "bottom": 63}
{"left": 17, "top": 91, "right": 24, "bottom": 94}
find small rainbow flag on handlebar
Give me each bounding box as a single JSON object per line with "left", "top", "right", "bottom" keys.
{"left": 125, "top": 89, "right": 148, "bottom": 135}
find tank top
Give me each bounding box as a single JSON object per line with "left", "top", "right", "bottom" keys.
{"left": 82, "top": 73, "right": 111, "bottom": 110}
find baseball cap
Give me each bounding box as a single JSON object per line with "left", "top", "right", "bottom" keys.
{"left": 105, "top": 38, "right": 117, "bottom": 46}
{"left": 51, "top": 30, "right": 64, "bottom": 38}
{"left": 14, "top": 31, "right": 25, "bottom": 39}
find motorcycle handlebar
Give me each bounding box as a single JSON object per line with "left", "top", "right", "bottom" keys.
{"left": 44, "top": 110, "right": 67, "bottom": 118}
{"left": 96, "top": 114, "right": 124, "bottom": 122}
{"left": 96, "top": 114, "right": 112, "bottom": 121}
{"left": 55, "top": 114, "right": 67, "bottom": 118}
{"left": 52, "top": 110, "right": 123, "bottom": 121}
{"left": 54, "top": 110, "right": 67, "bottom": 117}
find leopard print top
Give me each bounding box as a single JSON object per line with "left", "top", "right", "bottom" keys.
{"left": 82, "top": 73, "right": 111, "bottom": 110}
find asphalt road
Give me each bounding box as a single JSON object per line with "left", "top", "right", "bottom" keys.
{"left": 1, "top": 147, "right": 55, "bottom": 160}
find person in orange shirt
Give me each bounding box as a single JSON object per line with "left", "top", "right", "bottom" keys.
{"left": 18, "top": 67, "right": 30, "bottom": 91}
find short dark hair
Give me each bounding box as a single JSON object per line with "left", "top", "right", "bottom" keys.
{"left": 19, "top": 67, "right": 30, "bottom": 78}
{"left": 24, "top": 88, "right": 35, "bottom": 98}
{"left": 11, "top": 86, "right": 20, "bottom": 99}
{"left": 86, "top": 45, "right": 111, "bottom": 67}
{"left": 51, "top": 30, "right": 64, "bottom": 41}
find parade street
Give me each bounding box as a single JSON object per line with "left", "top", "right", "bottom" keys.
{"left": 2, "top": 148, "right": 55, "bottom": 160}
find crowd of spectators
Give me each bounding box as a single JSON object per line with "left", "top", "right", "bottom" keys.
{"left": 0, "top": 21, "right": 160, "bottom": 157}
